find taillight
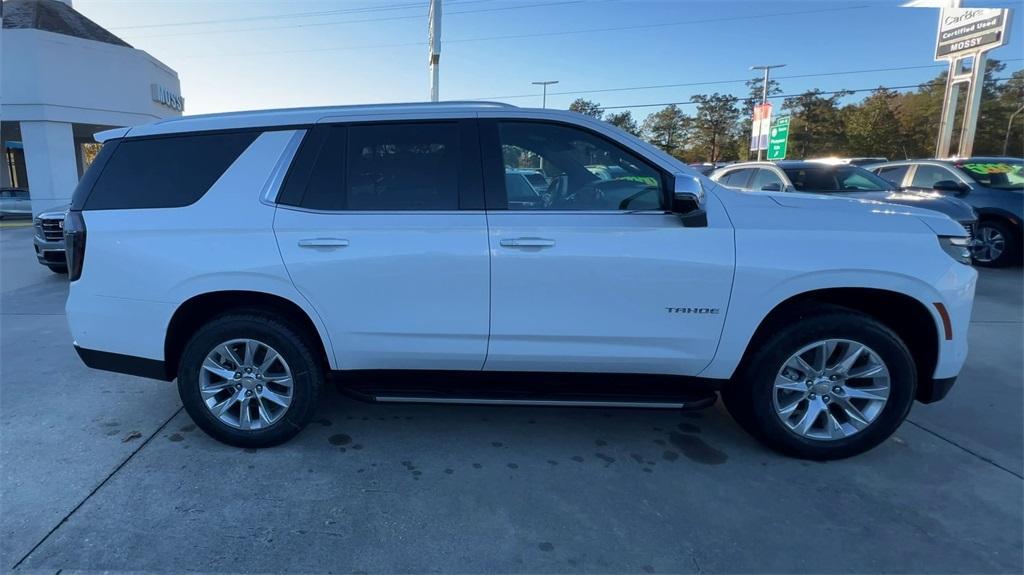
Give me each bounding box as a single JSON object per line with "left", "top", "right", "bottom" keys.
{"left": 64, "top": 210, "right": 87, "bottom": 281}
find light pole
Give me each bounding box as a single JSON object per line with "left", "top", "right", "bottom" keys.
{"left": 532, "top": 80, "right": 559, "bottom": 108}
{"left": 750, "top": 64, "right": 785, "bottom": 161}
{"left": 428, "top": 0, "right": 442, "bottom": 102}
{"left": 1003, "top": 103, "right": 1024, "bottom": 156}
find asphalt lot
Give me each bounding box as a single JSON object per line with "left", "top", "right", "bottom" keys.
{"left": 1, "top": 223, "right": 1021, "bottom": 574}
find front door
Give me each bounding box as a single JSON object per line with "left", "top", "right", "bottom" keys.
{"left": 274, "top": 121, "right": 490, "bottom": 371}
{"left": 480, "top": 119, "right": 735, "bottom": 376}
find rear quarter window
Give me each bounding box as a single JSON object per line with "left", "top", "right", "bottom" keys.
{"left": 83, "top": 132, "right": 258, "bottom": 210}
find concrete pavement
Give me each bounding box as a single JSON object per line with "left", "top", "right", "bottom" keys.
{"left": 1, "top": 225, "right": 1021, "bottom": 573}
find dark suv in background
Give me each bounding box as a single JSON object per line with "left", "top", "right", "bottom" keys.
{"left": 867, "top": 158, "right": 1023, "bottom": 267}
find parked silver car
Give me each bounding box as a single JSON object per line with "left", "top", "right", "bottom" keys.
{"left": 0, "top": 188, "right": 32, "bottom": 219}
{"left": 33, "top": 208, "right": 68, "bottom": 274}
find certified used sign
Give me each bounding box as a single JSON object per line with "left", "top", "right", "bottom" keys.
{"left": 935, "top": 7, "right": 1010, "bottom": 60}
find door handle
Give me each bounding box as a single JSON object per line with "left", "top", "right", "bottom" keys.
{"left": 298, "top": 238, "right": 349, "bottom": 248}
{"left": 499, "top": 237, "right": 556, "bottom": 248}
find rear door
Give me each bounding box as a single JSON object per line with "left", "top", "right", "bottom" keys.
{"left": 872, "top": 164, "right": 910, "bottom": 188}
{"left": 479, "top": 119, "right": 734, "bottom": 376}
{"left": 274, "top": 120, "right": 490, "bottom": 370}
{"left": 904, "top": 164, "right": 962, "bottom": 192}
{"left": 718, "top": 168, "right": 755, "bottom": 189}
{"left": 750, "top": 168, "right": 785, "bottom": 191}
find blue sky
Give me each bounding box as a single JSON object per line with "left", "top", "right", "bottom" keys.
{"left": 76, "top": 0, "right": 1024, "bottom": 119}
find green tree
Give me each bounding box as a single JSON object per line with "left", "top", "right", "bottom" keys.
{"left": 843, "top": 88, "right": 906, "bottom": 159}
{"left": 605, "top": 110, "right": 641, "bottom": 136}
{"left": 891, "top": 58, "right": 1013, "bottom": 158}
{"left": 742, "top": 76, "right": 783, "bottom": 117}
{"left": 991, "top": 69, "right": 1024, "bottom": 156}
{"left": 641, "top": 104, "right": 690, "bottom": 159}
{"left": 783, "top": 89, "right": 851, "bottom": 159}
{"left": 691, "top": 93, "right": 741, "bottom": 162}
{"left": 568, "top": 98, "right": 603, "bottom": 119}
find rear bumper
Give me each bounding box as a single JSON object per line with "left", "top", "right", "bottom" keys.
{"left": 74, "top": 345, "right": 172, "bottom": 381}
{"left": 917, "top": 376, "right": 957, "bottom": 404}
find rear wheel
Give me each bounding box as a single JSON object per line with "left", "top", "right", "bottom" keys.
{"left": 723, "top": 308, "right": 916, "bottom": 460}
{"left": 177, "top": 313, "right": 324, "bottom": 447}
{"left": 973, "top": 219, "right": 1018, "bottom": 267}
{"left": 47, "top": 265, "right": 68, "bottom": 274}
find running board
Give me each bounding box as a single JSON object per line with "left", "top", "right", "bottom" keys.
{"left": 372, "top": 396, "right": 702, "bottom": 409}
{"left": 332, "top": 370, "right": 721, "bottom": 411}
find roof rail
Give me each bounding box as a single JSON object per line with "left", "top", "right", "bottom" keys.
{"left": 151, "top": 100, "right": 518, "bottom": 125}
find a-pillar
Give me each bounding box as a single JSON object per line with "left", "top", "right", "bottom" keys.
{"left": 20, "top": 121, "right": 79, "bottom": 217}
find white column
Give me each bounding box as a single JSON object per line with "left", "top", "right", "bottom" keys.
{"left": 21, "top": 121, "right": 79, "bottom": 216}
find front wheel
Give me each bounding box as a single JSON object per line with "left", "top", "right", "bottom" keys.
{"left": 47, "top": 265, "right": 68, "bottom": 274}
{"left": 973, "top": 220, "right": 1018, "bottom": 267}
{"left": 177, "top": 313, "right": 324, "bottom": 448}
{"left": 723, "top": 308, "right": 916, "bottom": 460}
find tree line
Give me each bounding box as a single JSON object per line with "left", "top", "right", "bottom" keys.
{"left": 567, "top": 59, "right": 1024, "bottom": 163}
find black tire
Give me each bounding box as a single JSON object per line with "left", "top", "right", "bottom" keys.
{"left": 722, "top": 307, "right": 916, "bottom": 460}
{"left": 177, "top": 312, "right": 324, "bottom": 448}
{"left": 973, "top": 219, "right": 1018, "bottom": 268}
{"left": 47, "top": 265, "right": 68, "bottom": 274}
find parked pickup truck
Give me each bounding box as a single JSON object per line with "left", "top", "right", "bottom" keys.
{"left": 64, "top": 102, "right": 976, "bottom": 460}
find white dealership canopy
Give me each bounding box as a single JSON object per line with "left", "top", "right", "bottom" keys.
{"left": 1, "top": 0, "right": 184, "bottom": 215}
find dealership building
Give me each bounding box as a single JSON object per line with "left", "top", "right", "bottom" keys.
{"left": 1, "top": 0, "right": 183, "bottom": 215}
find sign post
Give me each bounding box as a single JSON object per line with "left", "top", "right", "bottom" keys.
{"left": 766, "top": 116, "right": 790, "bottom": 161}
{"left": 933, "top": 7, "right": 1012, "bottom": 158}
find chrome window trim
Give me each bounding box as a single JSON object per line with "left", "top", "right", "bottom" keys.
{"left": 274, "top": 205, "right": 668, "bottom": 216}
{"left": 275, "top": 205, "right": 483, "bottom": 216}
{"left": 495, "top": 210, "right": 670, "bottom": 216}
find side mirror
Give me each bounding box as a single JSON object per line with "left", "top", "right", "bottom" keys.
{"left": 760, "top": 182, "right": 782, "bottom": 192}
{"left": 672, "top": 175, "right": 707, "bottom": 227}
{"left": 933, "top": 180, "right": 970, "bottom": 195}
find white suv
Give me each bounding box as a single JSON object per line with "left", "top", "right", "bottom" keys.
{"left": 65, "top": 102, "right": 976, "bottom": 459}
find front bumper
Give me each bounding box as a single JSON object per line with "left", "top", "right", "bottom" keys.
{"left": 33, "top": 233, "right": 66, "bottom": 267}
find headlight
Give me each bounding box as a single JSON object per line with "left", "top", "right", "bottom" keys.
{"left": 938, "top": 235, "right": 972, "bottom": 265}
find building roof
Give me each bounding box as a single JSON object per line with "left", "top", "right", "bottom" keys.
{"left": 2, "top": 0, "right": 131, "bottom": 48}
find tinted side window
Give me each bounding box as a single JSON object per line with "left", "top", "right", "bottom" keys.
{"left": 496, "top": 121, "right": 664, "bottom": 211}
{"left": 347, "top": 123, "right": 459, "bottom": 210}
{"left": 875, "top": 165, "right": 909, "bottom": 185}
{"left": 751, "top": 169, "right": 783, "bottom": 190}
{"left": 721, "top": 168, "right": 754, "bottom": 188}
{"left": 85, "top": 132, "right": 257, "bottom": 210}
{"left": 910, "top": 165, "right": 954, "bottom": 188}
{"left": 297, "top": 126, "right": 347, "bottom": 211}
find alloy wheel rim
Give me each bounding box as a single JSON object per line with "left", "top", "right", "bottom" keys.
{"left": 199, "top": 338, "right": 293, "bottom": 430}
{"left": 772, "top": 338, "right": 890, "bottom": 441}
{"left": 973, "top": 226, "right": 1005, "bottom": 263}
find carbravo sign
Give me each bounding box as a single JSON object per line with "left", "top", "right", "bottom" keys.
{"left": 935, "top": 8, "right": 1010, "bottom": 60}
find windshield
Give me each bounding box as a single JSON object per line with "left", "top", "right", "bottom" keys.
{"left": 955, "top": 161, "right": 1024, "bottom": 190}
{"left": 782, "top": 165, "right": 892, "bottom": 193}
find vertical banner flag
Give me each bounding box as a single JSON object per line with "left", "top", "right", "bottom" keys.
{"left": 749, "top": 103, "right": 773, "bottom": 152}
